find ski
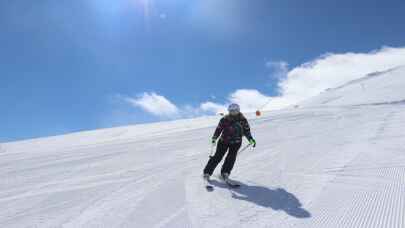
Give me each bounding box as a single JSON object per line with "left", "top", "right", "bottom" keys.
{"left": 206, "top": 184, "right": 214, "bottom": 191}
{"left": 224, "top": 179, "right": 240, "bottom": 188}
{"left": 219, "top": 174, "right": 241, "bottom": 188}
{"left": 203, "top": 176, "right": 214, "bottom": 191}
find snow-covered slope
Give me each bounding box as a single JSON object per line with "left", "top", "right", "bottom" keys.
{"left": 1, "top": 68, "right": 405, "bottom": 228}
{"left": 300, "top": 66, "right": 405, "bottom": 107}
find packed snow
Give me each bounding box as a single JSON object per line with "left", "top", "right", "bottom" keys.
{"left": 1, "top": 66, "right": 405, "bottom": 227}
{"left": 300, "top": 66, "right": 405, "bottom": 107}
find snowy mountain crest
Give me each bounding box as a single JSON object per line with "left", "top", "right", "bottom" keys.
{"left": 329, "top": 66, "right": 404, "bottom": 91}
{"left": 301, "top": 66, "right": 405, "bottom": 107}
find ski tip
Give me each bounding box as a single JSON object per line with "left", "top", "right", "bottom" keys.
{"left": 206, "top": 185, "right": 214, "bottom": 191}
{"left": 225, "top": 181, "right": 241, "bottom": 188}
{"left": 227, "top": 183, "right": 240, "bottom": 188}
{"left": 229, "top": 184, "right": 240, "bottom": 188}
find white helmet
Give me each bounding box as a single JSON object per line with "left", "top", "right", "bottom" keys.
{"left": 228, "top": 103, "right": 240, "bottom": 114}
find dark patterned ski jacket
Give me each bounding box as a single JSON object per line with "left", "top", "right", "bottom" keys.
{"left": 213, "top": 113, "right": 253, "bottom": 144}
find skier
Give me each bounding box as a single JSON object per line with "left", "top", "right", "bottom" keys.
{"left": 203, "top": 103, "right": 256, "bottom": 182}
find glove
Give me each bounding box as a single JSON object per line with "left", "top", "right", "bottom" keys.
{"left": 249, "top": 138, "right": 256, "bottom": 148}
{"left": 211, "top": 138, "right": 217, "bottom": 145}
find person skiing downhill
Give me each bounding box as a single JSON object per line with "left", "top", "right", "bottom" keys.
{"left": 203, "top": 103, "right": 256, "bottom": 181}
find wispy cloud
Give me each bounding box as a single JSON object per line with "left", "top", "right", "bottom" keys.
{"left": 199, "top": 89, "right": 273, "bottom": 114}
{"left": 228, "top": 89, "right": 271, "bottom": 111}
{"left": 123, "top": 90, "right": 271, "bottom": 118}
{"left": 122, "top": 93, "right": 221, "bottom": 119}
{"left": 200, "top": 101, "right": 227, "bottom": 114}
{"left": 266, "top": 61, "right": 289, "bottom": 80}
{"left": 125, "top": 92, "right": 179, "bottom": 118}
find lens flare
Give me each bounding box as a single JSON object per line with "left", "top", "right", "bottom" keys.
{"left": 132, "top": 0, "right": 155, "bottom": 28}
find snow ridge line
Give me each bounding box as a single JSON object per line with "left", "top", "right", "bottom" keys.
{"left": 329, "top": 66, "right": 403, "bottom": 91}
{"left": 353, "top": 100, "right": 405, "bottom": 107}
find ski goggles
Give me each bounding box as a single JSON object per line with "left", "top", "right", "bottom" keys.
{"left": 229, "top": 109, "right": 240, "bottom": 115}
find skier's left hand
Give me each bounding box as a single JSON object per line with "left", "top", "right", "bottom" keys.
{"left": 249, "top": 138, "right": 256, "bottom": 148}
{"left": 211, "top": 138, "right": 217, "bottom": 145}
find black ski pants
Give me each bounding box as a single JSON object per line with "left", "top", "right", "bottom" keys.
{"left": 203, "top": 140, "right": 242, "bottom": 176}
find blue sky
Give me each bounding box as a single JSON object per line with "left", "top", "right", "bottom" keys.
{"left": 1, "top": 0, "right": 405, "bottom": 142}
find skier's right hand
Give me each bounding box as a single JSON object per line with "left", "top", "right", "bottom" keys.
{"left": 249, "top": 138, "right": 256, "bottom": 148}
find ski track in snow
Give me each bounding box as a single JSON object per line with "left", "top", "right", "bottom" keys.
{"left": 1, "top": 68, "right": 405, "bottom": 227}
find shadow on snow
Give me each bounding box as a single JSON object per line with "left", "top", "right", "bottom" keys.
{"left": 209, "top": 179, "right": 311, "bottom": 219}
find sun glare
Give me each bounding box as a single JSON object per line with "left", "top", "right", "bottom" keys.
{"left": 132, "top": 0, "right": 154, "bottom": 26}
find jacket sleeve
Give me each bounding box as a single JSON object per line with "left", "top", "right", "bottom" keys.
{"left": 242, "top": 118, "right": 253, "bottom": 140}
{"left": 213, "top": 118, "right": 225, "bottom": 139}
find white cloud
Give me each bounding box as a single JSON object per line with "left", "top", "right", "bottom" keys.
{"left": 266, "top": 46, "right": 405, "bottom": 110}
{"left": 124, "top": 93, "right": 220, "bottom": 119}
{"left": 228, "top": 89, "right": 271, "bottom": 112}
{"left": 125, "top": 92, "right": 179, "bottom": 118}
{"left": 198, "top": 90, "right": 273, "bottom": 114}
{"left": 266, "top": 61, "right": 289, "bottom": 79}
{"left": 124, "top": 47, "right": 405, "bottom": 119}
{"left": 198, "top": 90, "right": 272, "bottom": 114}
{"left": 200, "top": 102, "right": 227, "bottom": 114}
{"left": 214, "top": 47, "right": 405, "bottom": 112}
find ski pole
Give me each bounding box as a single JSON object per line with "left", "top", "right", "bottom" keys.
{"left": 238, "top": 143, "right": 253, "bottom": 155}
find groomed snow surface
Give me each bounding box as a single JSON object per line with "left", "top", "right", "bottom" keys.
{"left": 1, "top": 67, "right": 405, "bottom": 227}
